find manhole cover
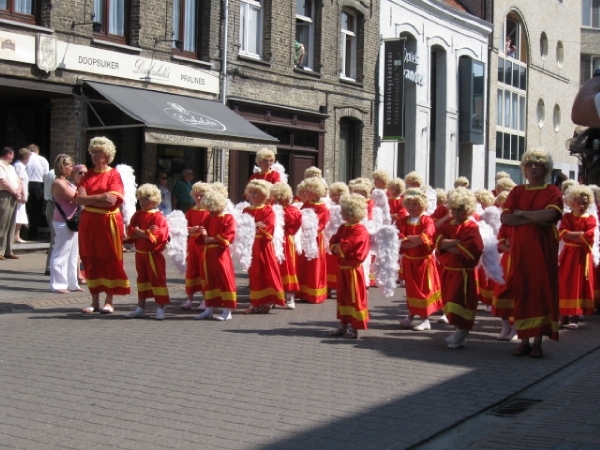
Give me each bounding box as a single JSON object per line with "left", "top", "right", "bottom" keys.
{"left": 489, "top": 398, "right": 542, "bottom": 417}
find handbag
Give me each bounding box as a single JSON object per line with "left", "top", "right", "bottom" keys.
{"left": 54, "top": 201, "right": 80, "bottom": 232}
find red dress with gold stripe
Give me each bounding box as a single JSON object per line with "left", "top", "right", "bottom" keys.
{"left": 185, "top": 207, "right": 210, "bottom": 295}
{"left": 502, "top": 184, "right": 563, "bottom": 341}
{"left": 492, "top": 226, "right": 514, "bottom": 320}
{"left": 435, "top": 219, "right": 483, "bottom": 330}
{"left": 78, "top": 168, "right": 130, "bottom": 296}
{"left": 558, "top": 212, "right": 596, "bottom": 316}
{"left": 243, "top": 205, "right": 286, "bottom": 307}
{"left": 297, "top": 201, "right": 330, "bottom": 303}
{"left": 330, "top": 223, "right": 370, "bottom": 330}
{"left": 196, "top": 213, "right": 237, "bottom": 309}
{"left": 398, "top": 214, "right": 443, "bottom": 317}
{"left": 126, "top": 209, "right": 170, "bottom": 304}
{"left": 249, "top": 170, "right": 281, "bottom": 184}
{"left": 279, "top": 205, "right": 302, "bottom": 293}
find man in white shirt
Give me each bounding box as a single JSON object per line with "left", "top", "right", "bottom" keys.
{"left": 25, "top": 143, "right": 49, "bottom": 240}
{"left": 0, "top": 147, "right": 23, "bottom": 259}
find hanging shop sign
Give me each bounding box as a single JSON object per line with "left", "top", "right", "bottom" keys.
{"left": 383, "top": 39, "right": 405, "bottom": 141}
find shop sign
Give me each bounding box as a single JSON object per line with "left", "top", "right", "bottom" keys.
{"left": 36, "top": 34, "right": 57, "bottom": 72}
{"left": 55, "top": 41, "right": 219, "bottom": 94}
{"left": 145, "top": 129, "right": 276, "bottom": 153}
{"left": 0, "top": 31, "right": 35, "bottom": 64}
{"left": 403, "top": 50, "right": 425, "bottom": 86}
{"left": 383, "top": 39, "right": 405, "bottom": 141}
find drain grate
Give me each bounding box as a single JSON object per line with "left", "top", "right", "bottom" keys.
{"left": 489, "top": 398, "right": 543, "bottom": 417}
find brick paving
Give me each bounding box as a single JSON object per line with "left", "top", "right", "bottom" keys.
{"left": 2, "top": 251, "right": 600, "bottom": 449}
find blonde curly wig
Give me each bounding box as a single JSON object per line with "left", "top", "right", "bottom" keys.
{"left": 340, "top": 193, "right": 367, "bottom": 222}
{"left": 474, "top": 189, "right": 495, "bottom": 208}
{"left": 88, "top": 136, "right": 116, "bottom": 164}
{"left": 270, "top": 182, "right": 294, "bottom": 203}
{"left": 329, "top": 182, "right": 349, "bottom": 198}
{"left": 136, "top": 183, "right": 162, "bottom": 206}
{"left": 245, "top": 179, "right": 271, "bottom": 198}
{"left": 447, "top": 187, "right": 477, "bottom": 215}
{"left": 404, "top": 171, "right": 423, "bottom": 187}
{"left": 349, "top": 182, "right": 371, "bottom": 198}
{"left": 372, "top": 169, "right": 391, "bottom": 188}
{"left": 298, "top": 177, "right": 327, "bottom": 199}
{"left": 211, "top": 181, "right": 229, "bottom": 198}
{"left": 565, "top": 184, "right": 594, "bottom": 209}
{"left": 520, "top": 148, "right": 553, "bottom": 182}
{"left": 588, "top": 184, "right": 600, "bottom": 204}
{"left": 495, "top": 171, "right": 511, "bottom": 181}
{"left": 304, "top": 166, "right": 322, "bottom": 179}
{"left": 191, "top": 182, "right": 212, "bottom": 196}
{"left": 495, "top": 177, "right": 516, "bottom": 193}
{"left": 200, "top": 190, "right": 228, "bottom": 213}
{"left": 348, "top": 177, "right": 373, "bottom": 192}
{"left": 495, "top": 191, "right": 509, "bottom": 207}
{"left": 255, "top": 148, "right": 276, "bottom": 165}
{"left": 402, "top": 188, "right": 428, "bottom": 210}
{"left": 435, "top": 188, "right": 448, "bottom": 204}
{"left": 454, "top": 176, "right": 470, "bottom": 189}
{"left": 388, "top": 178, "right": 406, "bottom": 196}
{"left": 560, "top": 179, "right": 578, "bottom": 196}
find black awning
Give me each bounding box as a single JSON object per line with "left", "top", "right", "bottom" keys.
{"left": 84, "top": 81, "right": 278, "bottom": 150}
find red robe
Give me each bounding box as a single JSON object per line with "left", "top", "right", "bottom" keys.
{"left": 558, "top": 212, "right": 596, "bottom": 316}
{"left": 398, "top": 215, "right": 443, "bottom": 317}
{"left": 330, "top": 223, "right": 370, "bottom": 329}
{"left": 196, "top": 213, "right": 237, "bottom": 309}
{"left": 297, "top": 201, "right": 330, "bottom": 303}
{"left": 244, "top": 205, "right": 286, "bottom": 307}
{"left": 280, "top": 205, "right": 302, "bottom": 292}
{"left": 78, "top": 168, "right": 130, "bottom": 296}
{"left": 435, "top": 219, "right": 484, "bottom": 330}
{"left": 126, "top": 209, "right": 170, "bottom": 304}
{"left": 185, "top": 207, "right": 210, "bottom": 295}
{"left": 389, "top": 197, "right": 407, "bottom": 222}
{"left": 492, "top": 226, "right": 514, "bottom": 320}
{"left": 502, "top": 184, "right": 563, "bottom": 340}
{"left": 249, "top": 170, "right": 281, "bottom": 184}
{"left": 430, "top": 204, "right": 449, "bottom": 222}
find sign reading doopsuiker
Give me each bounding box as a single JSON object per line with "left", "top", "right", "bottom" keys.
{"left": 383, "top": 39, "right": 405, "bottom": 142}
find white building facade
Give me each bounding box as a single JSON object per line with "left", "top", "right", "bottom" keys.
{"left": 377, "top": 0, "right": 492, "bottom": 190}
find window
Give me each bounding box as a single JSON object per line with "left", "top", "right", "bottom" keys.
{"left": 537, "top": 98, "right": 545, "bottom": 128}
{"left": 295, "top": 0, "right": 314, "bottom": 69}
{"left": 340, "top": 9, "right": 357, "bottom": 79}
{"left": 94, "top": 0, "right": 127, "bottom": 41}
{"left": 339, "top": 119, "right": 356, "bottom": 182}
{"left": 239, "top": 0, "right": 263, "bottom": 58}
{"left": 583, "top": 0, "right": 600, "bottom": 28}
{"left": 501, "top": 13, "right": 527, "bottom": 64}
{"left": 173, "top": 0, "right": 198, "bottom": 54}
{"left": 540, "top": 32, "right": 548, "bottom": 60}
{"left": 580, "top": 55, "right": 600, "bottom": 85}
{"left": 0, "top": 0, "right": 37, "bottom": 23}
{"left": 553, "top": 104, "right": 561, "bottom": 132}
{"left": 556, "top": 41, "right": 564, "bottom": 68}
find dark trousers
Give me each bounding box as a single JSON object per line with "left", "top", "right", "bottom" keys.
{"left": 26, "top": 182, "right": 44, "bottom": 240}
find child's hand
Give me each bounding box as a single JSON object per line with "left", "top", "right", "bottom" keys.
{"left": 256, "top": 221, "right": 266, "bottom": 229}
{"left": 188, "top": 226, "right": 199, "bottom": 234}
{"left": 148, "top": 225, "right": 158, "bottom": 233}
{"left": 199, "top": 227, "right": 207, "bottom": 236}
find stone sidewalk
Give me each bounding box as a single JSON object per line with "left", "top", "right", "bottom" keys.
{"left": 2, "top": 251, "right": 600, "bottom": 449}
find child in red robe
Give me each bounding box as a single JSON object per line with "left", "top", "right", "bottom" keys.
{"left": 430, "top": 188, "right": 450, "bottom": 229}
{"left": 328, "top": 193, "right": 370, "bottom": 339}
{"left": 397, "top": 188, "right": 443, "bottom": 331}
{"left": 270, "top": 182, "right": 302, "bottom": 310}
{"left": 388, "top": 178, "right": 407, "bottom": 222}
{"left": 296, "top": 177, "right": 330, "bottom": 303}
{"left": 244, "top": 179, "right": 286, "bottom": 313}
{"left": 558, "top": 185, "right": 596, "bottom": 329}
{"left": 435, "top": 188, "right": 484, "bottom": 349}
{"left": 194, "top": 190, "right": 237, "bottom": 321}
{"left": 181, "top": 182, "right": 211, "bottom": 311}
{"left": 325, "top": 182, "right": 349, "bottom": 293}
{"left": 124, "top": 184, "right": 170, "bottom": 320}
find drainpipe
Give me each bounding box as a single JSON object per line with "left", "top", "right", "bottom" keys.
{"left": 219, "top": 0, "right": 229, "bottom": 182}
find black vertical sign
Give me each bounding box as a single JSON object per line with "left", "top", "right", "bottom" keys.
{"left": 383, "top": 39, "right": 405, "bottom": 141}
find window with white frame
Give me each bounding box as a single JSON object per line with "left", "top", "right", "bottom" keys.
{"left": 239, "top": 0, "right": 263, "bottom": 58}
{"left": 496, "top": 14, "right": 528, "bottom": 164}
{"left": 295, "top": 0, "right": 314, "bottom": 69}
{"left": 580, "top": 55, "right": 600, "bottom": 85}
{"left": 0, "top": 0, "right": 37, "bottom": 23}
{"left": 173, "top": 0, "right": 198, "bottom": 54}
{"left": 583, "top": 0, "right": 600, "bottom": 28}
{"left": 340, "top": 9, "right": 357, "bottom": 79}
{"left": 94, "top": 0, "right": 127, "bottom": 41}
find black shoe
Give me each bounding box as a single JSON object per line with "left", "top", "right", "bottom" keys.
{"left": 44, "top": 270, "right": 50, "bottom": 276}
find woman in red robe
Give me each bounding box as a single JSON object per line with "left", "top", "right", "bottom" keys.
{"left": 435, "top": 188, "right": 483, "bottom": 349}
{"left": 244, "top": 179, "right": 286, "bottom": 313}
{"left": 558, "top": 185, "right": 596, "bottom": 328}
{"left": 248, "top": 148, "right": 281, "bottom": 185}
{"left": 76, "top": 137, "right": 130, "bottom": 314}
{"left": 397, "top": 188, "right": 443, "bottom": 331}
{"left": 195, "top": 190, "right": 237, "bottom": 321}
{"left": 501, "top": 149, "right": 563, "bottom": 358}
{"left": 329, "top": 193, "right": 371, "bottom": 339}
{"left": 124, "top": 184, "right": 170, "bottom": 320}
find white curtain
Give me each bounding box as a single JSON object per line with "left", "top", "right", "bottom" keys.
{"left": 183, "top": 0, "right": 196, "bottom": 52}
{"left": 15, "top": 0, "right": 33, "bottom": 14}
{"left": 94, "top": 0, "right": 104, "bottom": 28}
{"left": 109, "top": 0, "right": 125, "bottom": 36}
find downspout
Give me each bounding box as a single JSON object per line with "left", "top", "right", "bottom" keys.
{"left": 220, "top": 0, "right": 229, "bottom": 182}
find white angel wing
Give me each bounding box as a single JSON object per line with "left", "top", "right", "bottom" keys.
{"left": 272, "top": 204, "right": 286, "bottom": 264}
{"left": 300, "top": 208, "right": 319, "bottom": 260}
{"left": 369, "top": 225, "right": 400, "bottom": 297}
{"left": 588, "top": 202, "right": 600, "bottom": 267}
{"left": 230, "top": 209, "right": 255, "bottom": 272}
{"left": 370, "top": 189, "right": 391, "bottom": 225}
{"left": 115, "top": 164, "right": 137, "bottom": 226}
{"left": 482, "top": 206, "right": 502, "bottom": 235}
{"left": 165, "top": 210, "right": 188, "bottom": 274}
{"left": 272, "top": 162, "right": 288, "bottom": 185}
{"left": 477, "top": 220, "right": 504, "bottom": 284}
{"left": 324, "top": 205, "right": 344, "bottom": 254}
{"left": 424, "top": 186, "right": 437, "bottom": 216}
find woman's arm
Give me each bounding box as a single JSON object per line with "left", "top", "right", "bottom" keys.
{"left": 514, "top": 208, "right": 559, "bottom": 224}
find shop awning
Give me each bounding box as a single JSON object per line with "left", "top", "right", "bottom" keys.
{"left": 84, "top": 81, "right": 278, "bottom": 151}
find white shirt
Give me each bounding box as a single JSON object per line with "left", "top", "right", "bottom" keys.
{"left": 0, "top": 159, "right": 19, "bottom": 193}
{"left": 25, "top": 152, "right": 49, "bottom": 183}
{"left": 44, "top": 169, "right": 56, "bottom": 201}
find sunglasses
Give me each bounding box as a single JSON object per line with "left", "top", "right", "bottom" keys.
{"left": 77, "top": 171, "right": 86, "bottom": 175}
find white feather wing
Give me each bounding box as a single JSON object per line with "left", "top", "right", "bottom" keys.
{"left": 115, "top": 164, "right": 137, "bottom": 226}
{"left": 300, "top": 208, "right": 319, "bottom": 260}
{"left": 272, "top": 204, "right": 286, "bottom": 264}
{"left": 165, "top": 210, "right": 188, "bottom": 274}
{"left": 477, "top": 220, "right": 504, "bottom": 284}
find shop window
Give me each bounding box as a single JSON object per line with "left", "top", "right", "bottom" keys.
{"left": 583, "top": 0, "right": 600, "bottom": 28}
{"left": 340, "top": 9, "right": 357, "bottom": 80}
{"left": 239, "top": 0, "right": 263, "bottom": 58}
{"left": 94, "top": 0, "right": 128, "bottom": 43}
{"left": 0, "top": 0, "right": 38, "bottom": 23}
{"left": 173, "top": 0, "right": 201, "bottom": 55}
{"left": 295, "top": 0, "right": 314, "bottom": 70}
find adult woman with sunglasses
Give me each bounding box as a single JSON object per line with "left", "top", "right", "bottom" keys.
{"left": 155, "top": 171, "right": 172, "bottom": 216}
